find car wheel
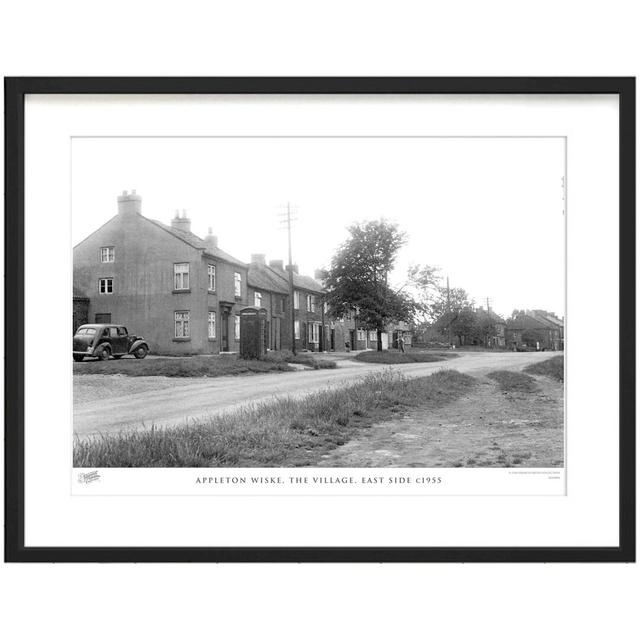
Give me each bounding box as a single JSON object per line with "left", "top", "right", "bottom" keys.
{"left": 134, "top": 345, "right": 148, "bottom": 359}
{"left": 73, "top": 355, "right": 84, "bottom": 362}
{"left": 99, "top": 347, "right": 111, "bottom": 361}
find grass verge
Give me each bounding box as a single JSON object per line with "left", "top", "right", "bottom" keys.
{"left": 353, "top": 350, "right": 458, "bottom": 365}
{"left": 74, "top": 369, "right": 476, "bottom": 467}
{"left": 263, "top": 350, "right": 337, "bottom": 369}
{"left": 524, "top": 355, "right": 564, "bottom": 382}
{"left": 74, "top": 352, "right": 336, "bottom": 377}
{"left": 486, "top": 370, "right": 538, "bottom": 393}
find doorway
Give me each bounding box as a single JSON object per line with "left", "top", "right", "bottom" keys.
{"left": 220, "top": 306, "right": 230, "bottom": 352}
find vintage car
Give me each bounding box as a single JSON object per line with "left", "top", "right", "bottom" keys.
{"left": 73, "top": 324, "right": 149, "bottom": 362}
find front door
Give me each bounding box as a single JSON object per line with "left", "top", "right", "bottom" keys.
{"left": 220, "top": 307, "right": 229, "bottom": 351}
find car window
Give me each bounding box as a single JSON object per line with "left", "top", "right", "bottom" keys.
{"left": 75, "top": 327, "right": 96, "bottom": 336}
{"left": 118, "top": 327, "right": 128, "bottom": 336}
{"left": 109, "top": 327, "right": 119, "bottom": 337}
{"left": 102, "top": 328, "right": 110, "bottom": 338}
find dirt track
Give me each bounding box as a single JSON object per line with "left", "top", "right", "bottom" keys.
{"left": 74, "top": 351, "right": 555, "bottom": 436}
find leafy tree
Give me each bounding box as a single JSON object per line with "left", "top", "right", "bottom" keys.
{"left": 325, "top": 220, "right": 416, "bottom": 350}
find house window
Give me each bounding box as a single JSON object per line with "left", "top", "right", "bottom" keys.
{"left": 98, "top": 278, "right": 113, "bottom": 294}
{"left": 207, "top": 264, "right": 216, "bottom": 291}
{"left": 294, "top": 320, "right": 300, "bottom": 339}
{"left": 294, "top": 290, "right": 300, "bottom": 309}
{"left": 175, "top": 311, "right": 190, "bottom": 338}
{"left": 234, "top": 315, "right": 240, "bottom": 340}
{"left": 369, "top": 331, "right": 377, "bottom": 341}
{"left": 174, "top": 263, "right": 190, "bottom": 290}
{"left": 357, "top": 330, "right": 366, "bottom": 341}
{"left": 308, "top": 323, "right": 319, "bottom": 343}
{"left": 208, "top": 311, "right": 216, "bottom": 339}
{"left": 280, "top": 297, "right": 286, "bottom": 313}
{"left": 100, "top": 246, "right": 114, "bottom": 263}
{"left": 234, "top": 272, "right": 242, "bottom": 298}
{"left": 254, "top": 292, "right": 262, "bottom": 307}
{"left": 306, "top": 295, "right": 316, "bottom": 313}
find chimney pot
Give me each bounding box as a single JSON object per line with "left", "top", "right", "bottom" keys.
{"left": 204, "top": 228, "right": 218, "bottom": 250}
{"left": 269, "top": 259, "right": 284, "bottom": 271}
{"left": 117, "top": 190, "right": 142, "bottom": 216}
{"left": 171, "top": 208, "right": 192, "bottom": 233}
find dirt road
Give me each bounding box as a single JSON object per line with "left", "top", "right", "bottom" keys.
{"left": 317, "top": 373, "right": 564, "bottom": 468}
{"left": 74, "top": 351, "right": 554, "bottom": 436}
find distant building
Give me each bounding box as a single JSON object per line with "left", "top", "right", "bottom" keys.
{"left": 474, "top": 307, "right": 507, "bottom": 348}
{"left": 505, "top": 310, "right": 564, "bottom": 350}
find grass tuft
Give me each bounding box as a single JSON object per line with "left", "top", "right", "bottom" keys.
{"left": 353, "top": 350, "right": 457, "bottom": 365}
{"left": 524, "top": 355, "right": 564, "bottom": 382}
{"left": 486, "top": 370, "right": 538, "bottom": 393}
{"left": 74, "top": 369, "right": 476, "bottom": 468}
{"left": 263, "top": 350, "right": 337, "bottom": 369}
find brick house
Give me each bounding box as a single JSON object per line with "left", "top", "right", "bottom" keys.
{"left": 474, "top": 308, "right": 507, "bottom": 348}
{"left": 505, "top": 310, "right": 564, "bottom": 351}
{"left": 263, "top": 261, "right": 326, "bottom": 352}
{"left": 246, "top": 255, "right": 289, "bottom": 351}
{"left": 73, "top": 191, "right": 249, "bottom": 355}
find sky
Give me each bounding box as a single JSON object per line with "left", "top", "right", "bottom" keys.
{"left": 72, "top": 136, "right": 565, "bottom": 319}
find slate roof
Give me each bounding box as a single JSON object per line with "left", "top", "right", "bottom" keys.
{"left": 247, "top": 263, "right": 290, "bottom": 294}
{"left": 265, "top": 265, "right": 324, "bottom": 294}
{"left": 476, "top": 309, "right": 506, "bottom": 324}
{"left": 506, "top": 314, "right": 552, "bottom": 331}
{"left": 148, "top": 218, "right": 246, "bottom": 266}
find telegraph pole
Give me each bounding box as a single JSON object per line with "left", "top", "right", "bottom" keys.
{"left": 278, "top": 202, "right": 298, "bottom": 355}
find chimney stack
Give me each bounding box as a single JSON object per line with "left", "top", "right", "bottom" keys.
{"left": 251, "top": 253, "right": 266, "bottom": 265}
{"left": 117, "top": 190, "right": 142, "bottom": 216}
{"left": 286, "top": 263, "right": 299, "bottom": 274}
{"left": 314, "top": 269, "right": 326, "bottom": 281}
{"left": 204, "top": 227, "right": 218, "bottom": 251}
{"left": 269, "top": 259, "right": 284, "bottom": 271}
{"left": 171, "top": 209, "right": 192, "bottom": 233}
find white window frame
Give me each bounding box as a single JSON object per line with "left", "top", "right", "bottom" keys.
{"left": 174, "top": 263, "right": 190, "bottom": 290}
{"left": 174, "top": 311, "right": 190, "bottom": 338}
{"left": 308, "top": 323, "right": 320, "bottom": 344}
{"left": 294, "top": 320, "right": 300, "bottom": 339}
{"left": 254, "top": 291, "right": 262, "bottom": 308}
{"left": 234, "top": 315, "right": 240, "bottom": 340}
{"left": 357, "top": 330, "right": 366, "bottom": 341}
{"left": 234, "top": 272, "right": 242, "bottom": 298}
{"left": 208, "top": 311, "right": 216, "bottom": 339}
{"left": 207, "top": 264, "right": 216, "bottom": 292}
{"left": 294, "top": 290, "right": 300, "bottom": 310}
{"left": 98, "top": 277, "right": 113, "bottom": 294}
{"left": 100, "top": 246, "right": 114, "bottom": 263}
{"left": 311, "top": 296, "right": 316, "bottom": 313}
{"left": 369, "top": 331, "right": 377, "bottom": 341}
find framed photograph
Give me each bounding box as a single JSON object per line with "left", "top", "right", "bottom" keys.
{"left": 5, "top": 77, "right": 635, "bottom": 562}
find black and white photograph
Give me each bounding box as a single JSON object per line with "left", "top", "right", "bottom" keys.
{"left": 71, "top": 135, "right": 565, "bottom": 474}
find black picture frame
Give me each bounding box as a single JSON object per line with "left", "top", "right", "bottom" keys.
{"left": 4, "top": 77, "right": 635, "bottom": 563}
